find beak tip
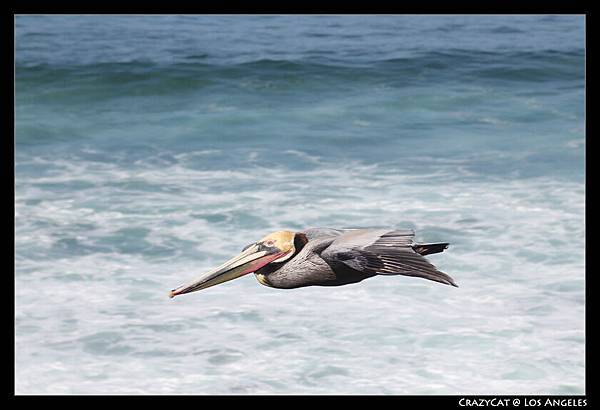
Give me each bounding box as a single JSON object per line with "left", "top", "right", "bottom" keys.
{"left": 169, "top": 290, "right": 177, "bottom": 299}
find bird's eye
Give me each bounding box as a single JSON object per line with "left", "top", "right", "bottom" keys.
{"left": 266, "top": 240, "right": 275, "bottom": 246}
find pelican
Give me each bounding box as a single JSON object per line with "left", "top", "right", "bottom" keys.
{"left": 169, "top": 228, "right": 457, "bottom": 297}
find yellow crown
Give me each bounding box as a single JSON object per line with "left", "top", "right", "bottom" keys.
{"left": 260, "top": 230, "right": 296, "bottom": 253}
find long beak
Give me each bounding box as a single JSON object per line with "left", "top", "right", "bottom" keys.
{"left": 169, "top": 244, "right": 287, "bottom": 298}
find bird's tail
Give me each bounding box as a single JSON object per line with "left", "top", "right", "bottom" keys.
{"left": 412, "top": 242, "right": 449, "bottom": 256}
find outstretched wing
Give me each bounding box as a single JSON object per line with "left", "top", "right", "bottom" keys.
{"left": 301, "top": 228, "right": 348, "bottom": 241}
{"left": 302, "top": 227, "right": 414, "bottom": 243}
{"left": 320, "top": 229, "right": 457, "bottom": 287}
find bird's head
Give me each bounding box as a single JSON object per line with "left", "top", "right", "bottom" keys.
{"left": 169, "top": 230, "right": 304, "bottom": 297}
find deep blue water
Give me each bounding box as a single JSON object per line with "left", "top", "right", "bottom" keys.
{"left": 15, "top": 15, "right": 585, "bottom": 394}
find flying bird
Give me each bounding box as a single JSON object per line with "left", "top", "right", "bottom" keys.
{"left": 169, "top": 228, "right": 457, "bottom": 298}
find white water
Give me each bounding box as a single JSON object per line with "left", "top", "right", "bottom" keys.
{"left": 15, "top": 155, "right": 585, "bottom": 394}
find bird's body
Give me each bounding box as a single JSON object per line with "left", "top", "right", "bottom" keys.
{"left": 170, "top": 227, "right": 457, "bottom": 298}
{"left": 255, "top": 228, "right": 456, "bottom": 289}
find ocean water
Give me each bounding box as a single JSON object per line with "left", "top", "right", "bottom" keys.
{"left": 15, "top": 15, "right": 585, "bottom": 395}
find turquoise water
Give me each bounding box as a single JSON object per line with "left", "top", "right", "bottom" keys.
{"left": 15, "top": 15, "right": 585, "bottom": 394}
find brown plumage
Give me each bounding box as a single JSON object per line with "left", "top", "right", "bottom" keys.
{"left": 169, "top": 228, "right": 456, "bottom": 298}
{"left": 255, "top": 228, "right": 456, "bottom": 289}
